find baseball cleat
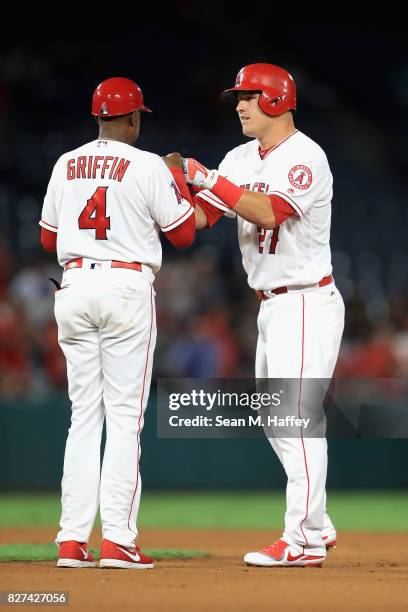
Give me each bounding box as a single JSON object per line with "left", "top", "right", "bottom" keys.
{"left": 322, "top": 532, "right": 337, "bottom": 549}
{"left": 244, "top": 539, "right": 325, "bottom": 567}
{"left": 57, "top": 540, "right": 96, "bottom": 568}
{"left": 99, "top": 539, "right": 154, "bottom": 569}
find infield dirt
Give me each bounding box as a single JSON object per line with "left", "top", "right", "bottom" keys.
{"left": 0, "top": 528, "right": 407, "bottom": 611}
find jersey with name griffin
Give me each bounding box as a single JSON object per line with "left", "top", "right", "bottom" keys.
{"left": 39, "top": 139, "right": 193, "bottom": 272}
{"left": 209, "top": 131, "right": 333, "bottom": 290}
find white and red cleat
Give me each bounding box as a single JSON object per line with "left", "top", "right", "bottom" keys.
{"left": 244, "top": 539, "right": 325, "bottom": 567}
{"left": 99, "top": 539, "right": 154, "bottom": 569}
{"left": 322, "top": 531, "right": 337, "bottom": 549}
{"left": 57, "top": 541, "right": 96, "bottom": 568}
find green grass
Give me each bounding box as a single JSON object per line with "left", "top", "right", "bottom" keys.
{"left": 0, "top": 491, "right": 407, "bottom": 531}
{"left": 0, "top": 544, "right": 208, "bottom": 562}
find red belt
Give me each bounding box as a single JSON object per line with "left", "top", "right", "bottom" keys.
{"left": 256, "top": 275, "right": 333, "bottom": 301}
{"left": 64, "top": 258, "right": 142, "bottom": 272}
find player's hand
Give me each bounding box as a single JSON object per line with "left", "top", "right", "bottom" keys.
{"left": 162, "top": 152, "right": 184, "bottom": 169}
{"left": 183, "top": 157, "right": 219, "bottom": 190}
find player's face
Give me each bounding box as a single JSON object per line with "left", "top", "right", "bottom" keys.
{"left": 236, "top": 93, "right": 271, "bottom": 138}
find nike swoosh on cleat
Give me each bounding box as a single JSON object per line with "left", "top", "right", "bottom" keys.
{"left": 78, "top": 547, "right": 88, "bottom": 560}
{"left": 287, "top": 551, "right": 304, "bottom": 562}
{"left": 117, "top": 547, "right": 141, "bottom": 562}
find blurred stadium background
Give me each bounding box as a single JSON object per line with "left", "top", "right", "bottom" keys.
{"left": 1, "top": 22, "right": 407, "bottom": 503}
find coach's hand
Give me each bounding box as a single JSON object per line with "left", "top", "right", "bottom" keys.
{"left": 162, "top": 152, "right": 184, "bottom": 169}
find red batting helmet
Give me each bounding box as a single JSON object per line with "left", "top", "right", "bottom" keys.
{"left": 221, "top": 63, "right": 296, "bottom": 116}
{"left": 92, "top": 77, "right": 152, "bottom": 117}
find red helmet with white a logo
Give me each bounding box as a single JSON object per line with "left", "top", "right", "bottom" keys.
{"left": 92, "top": 77, "right": 152, "bottom": 117}
{"left": 221, "top": 63, "right": 296, "bottom": 116}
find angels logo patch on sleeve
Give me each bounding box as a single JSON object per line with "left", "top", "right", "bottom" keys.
{"left": 170, "top": 180, "right": 184, "bottom": 204}
{"left": 288, "top": 165, "right": 313, "bottom": 190}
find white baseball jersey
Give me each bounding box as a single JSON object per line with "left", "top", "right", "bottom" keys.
{"left": 39, "top": 138, "right": 194, "bottom": 273}
{"left": 199, "top": 130, "right": 333, "bottom": 290}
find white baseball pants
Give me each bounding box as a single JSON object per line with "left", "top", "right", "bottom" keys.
{"left": 54, "top": 265, "right": 156, "bottom": 548}
{"left": 255, "top": 283, "right": 344, "bottom": 556}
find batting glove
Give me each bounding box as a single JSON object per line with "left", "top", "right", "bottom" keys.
{"left": 183, "top": 158, "right": 219, "bottom": 190}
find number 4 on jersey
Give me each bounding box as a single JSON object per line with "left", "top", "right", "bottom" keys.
{"left": 78, "top": 186, "right": 110, "bottom": 240}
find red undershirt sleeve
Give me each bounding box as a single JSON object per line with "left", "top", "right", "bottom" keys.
{"left": 40, "top": 227, "right": 57, "bottom": 251}
{"left": 269, "top": 194, "right": 296, "bottom": 226}
{"left": 165, "top": 211, "right": 195, "bottom": 248}
{"left": 161, "top": 166, "right": 195, "bottom": 248}
{"left": 194, "top": 194, "right": 224, "bottom": 228}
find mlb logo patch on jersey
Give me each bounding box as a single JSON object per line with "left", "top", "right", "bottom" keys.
{"left": 288, "top": 165, "right": 312, "bottom": 190}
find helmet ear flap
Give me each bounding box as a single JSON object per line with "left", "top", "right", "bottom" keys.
{"left": 257, "top": 94, "right": 267, "bottom": 115}
{"left": 258, "top": 93, "right": 273, "bottom": 116}
{"left": 258, "top": 94, "right": 284, "bottom": 117}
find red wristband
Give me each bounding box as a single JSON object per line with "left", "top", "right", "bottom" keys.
{"left": 210, "top": 176, "right": 244, "bottom": 209}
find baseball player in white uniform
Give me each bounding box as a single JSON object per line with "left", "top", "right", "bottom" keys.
{"left": 183, "top": 64, "right": 344, "bottom": 567}
{"left": 40, "top": 77, "right": 196, "bottom": 569}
